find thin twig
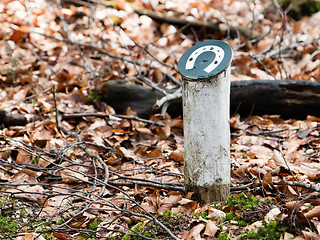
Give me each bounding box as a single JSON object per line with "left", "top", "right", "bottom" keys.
{"left": 155, "top": 88, "right": 182, "bottom": 109}
{"left": 61, "top": 112, "right": 164, "bottom": 127}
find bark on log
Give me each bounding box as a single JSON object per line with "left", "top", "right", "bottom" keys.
{"left": 3, "top": 79, "right": 320, "bottom": 127}
{"left": 104, "top": 80, "right": 320, "bottom": 119}
{"left": 231, "top": 80, "right": 320, "bottom": 119}
{"left": 0, "top": 110, "right": 38, "bottom": 127}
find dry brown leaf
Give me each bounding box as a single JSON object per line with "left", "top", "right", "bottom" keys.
{"left": 53, "top": 232, "right": 73, "bottom": 240}
{"left": 272, "top": 150, "right": 287, "bottom": 168}
{"left": 15, "top": 233, "right": 34, "bottom": 240}
{"left": 287, "top": 185, "right": 299, "bottom": 199}
{"left": 285, "top": 201, "right": 298, "bottom": 214}
{"left": 251, "top": 68, "right": 274, "bottom": 80}
{"left": 310, "top": 219, "right": 320, "bottom": 236}
{"left": 232, "top": 165, "right": 249, "bottom": 179}
{"left": 15, "top": 233, "right": 46, "bottom": 240}
{"left": 32, "top": 129, "right": 52, "bottom": 147}
{"left": 13, "top": 87, "right": 30, "bottom": 102}
{"left": 49, "top": 191, "right": 71, "bottom": 207}
{"left": 134, "top": 146, "right": 149, "bottom": 156}
{"left": 175, "top": 201, "right": 199, "bottom": 215}
{"left": 266, "top": 159, "right": 278, "bottom": 170}
{"left": 147, "top": 149, "right": 162, "bottom": 158}
{"left": 262, "top": 171, "right": 273, "bottom": 188}
{"left": 123, "top": 107, "right": 137, "bottom": 117}
{"left": 14, "top": 185, "right": 45, "bottom": 204}
{"left": 136, "top": 127, "right": 153, "bottom": 136}
{"left": 20, "top": 169, "right": 42, "bottom": 177}
{"left": 117, "top": 146, "right": 136, "bottom": 160}
{"left": 207, "top": 207, "right": 226, "bottom": 223}
{"left": 15, "top": 149, "right": 32, "bottom": 164}
{"left": 203, "top": 220, "right": 219, "bottom": 237}
{"left": 292, "top": 236, "right": 307, "bottom": 240}
{"left": 304, "top": 205, "right": 320, "bottom": 219}
{"left": 60, "top": 169, "right": 81, "bottom": 184}
{"left": 145, "top": 191, "right": 162, "bottom": 210}
{"left": 283, "top": 232, "right": 295, "bottom": 239}
{"left": 152, "top": 67, "right": 163, "bottom": 83}
{"left": 169, "top": 149, "right": 184, "bottom": 162}
{"left": 157, "top": 195, "right": 182, "bottom": 214}
{"left": 178, "top": 198, "right": 194, "bottom": 205}
{"left": 245, "top": 220, "right": 263, "bottom": 232}
{"left": 234, "top": 55, "right": 252, "bottom": 75}
{"left": 0, "top": 169, "right": 10, "bottom": 181}
{"left": 302, "top": 230, "right": 319, "bottom": 240}
{"left": 186, "top": 223, "right": 205, "bottom": 240}
{"left": 155, "top": 124, "right": 171, "bottom": 139}
{"left": 60, "top": 168, "right": 88, "bottom": 184}
{"left": 296, "top": 165, "right": 320, "bottom": 181}
{"left": 55, "top": 69, "right": 74, "bottom": 82}
{"left": 157, "top": 203, "right": 175, "bottom": 214}
{"left": 10, "top": 25, "right": 31, "bottom": 43}
{"left": 141, "top": 200, "right": 157, "bottom": 214}
{"left": 264, "top": 207, "right": 281, "bottom": 223}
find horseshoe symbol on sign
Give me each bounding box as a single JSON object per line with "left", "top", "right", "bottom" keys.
{"left": 185, "top": 45, "right": 224, "bottom": 73}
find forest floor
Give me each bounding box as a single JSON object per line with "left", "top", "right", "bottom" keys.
{"left": 0, "top": 0, "right": 320, "bottom": 239}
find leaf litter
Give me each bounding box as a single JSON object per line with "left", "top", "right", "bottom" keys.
{"left": 0, "top": 0, "right": 320, "bottom": 239}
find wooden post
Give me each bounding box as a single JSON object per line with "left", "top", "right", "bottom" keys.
{"left": 178, "top": 40, "right": 232, "bottom": 203}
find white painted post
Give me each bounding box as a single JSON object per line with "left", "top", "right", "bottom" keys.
{"left": 178, "top": 40, "right": 232, "bottom": 203}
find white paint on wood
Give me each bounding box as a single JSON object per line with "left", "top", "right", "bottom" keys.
{"left": 182, "top": 67, "right": 231, "bottom": 192}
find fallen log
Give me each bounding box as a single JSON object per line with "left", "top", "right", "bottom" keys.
{"left": 231, "top": 80, "right": 320, "bottom": 118}
{"left": 105, "top": 79, "right": 320, "bottom": 119}
{"left": 2, "top": 79, "right": 320, "bottom": 127}
{"left": 0, "top": 110, "right": 39, "bottom": 127}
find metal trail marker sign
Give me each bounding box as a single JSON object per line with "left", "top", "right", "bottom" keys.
{"left": 178, "top": 40, "right": 232, "bottom": 202}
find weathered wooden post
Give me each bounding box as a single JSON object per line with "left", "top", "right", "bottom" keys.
{"left": 178, "top": 40, "right": 232, "bottom": 203}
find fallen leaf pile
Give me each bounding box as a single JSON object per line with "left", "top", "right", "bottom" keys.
{"left": 0, "top": 0, "right": 320, "bottom": 239}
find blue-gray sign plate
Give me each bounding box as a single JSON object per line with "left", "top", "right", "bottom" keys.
{"left": 178, "top": 40, "right": 232, "bottom": 80}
